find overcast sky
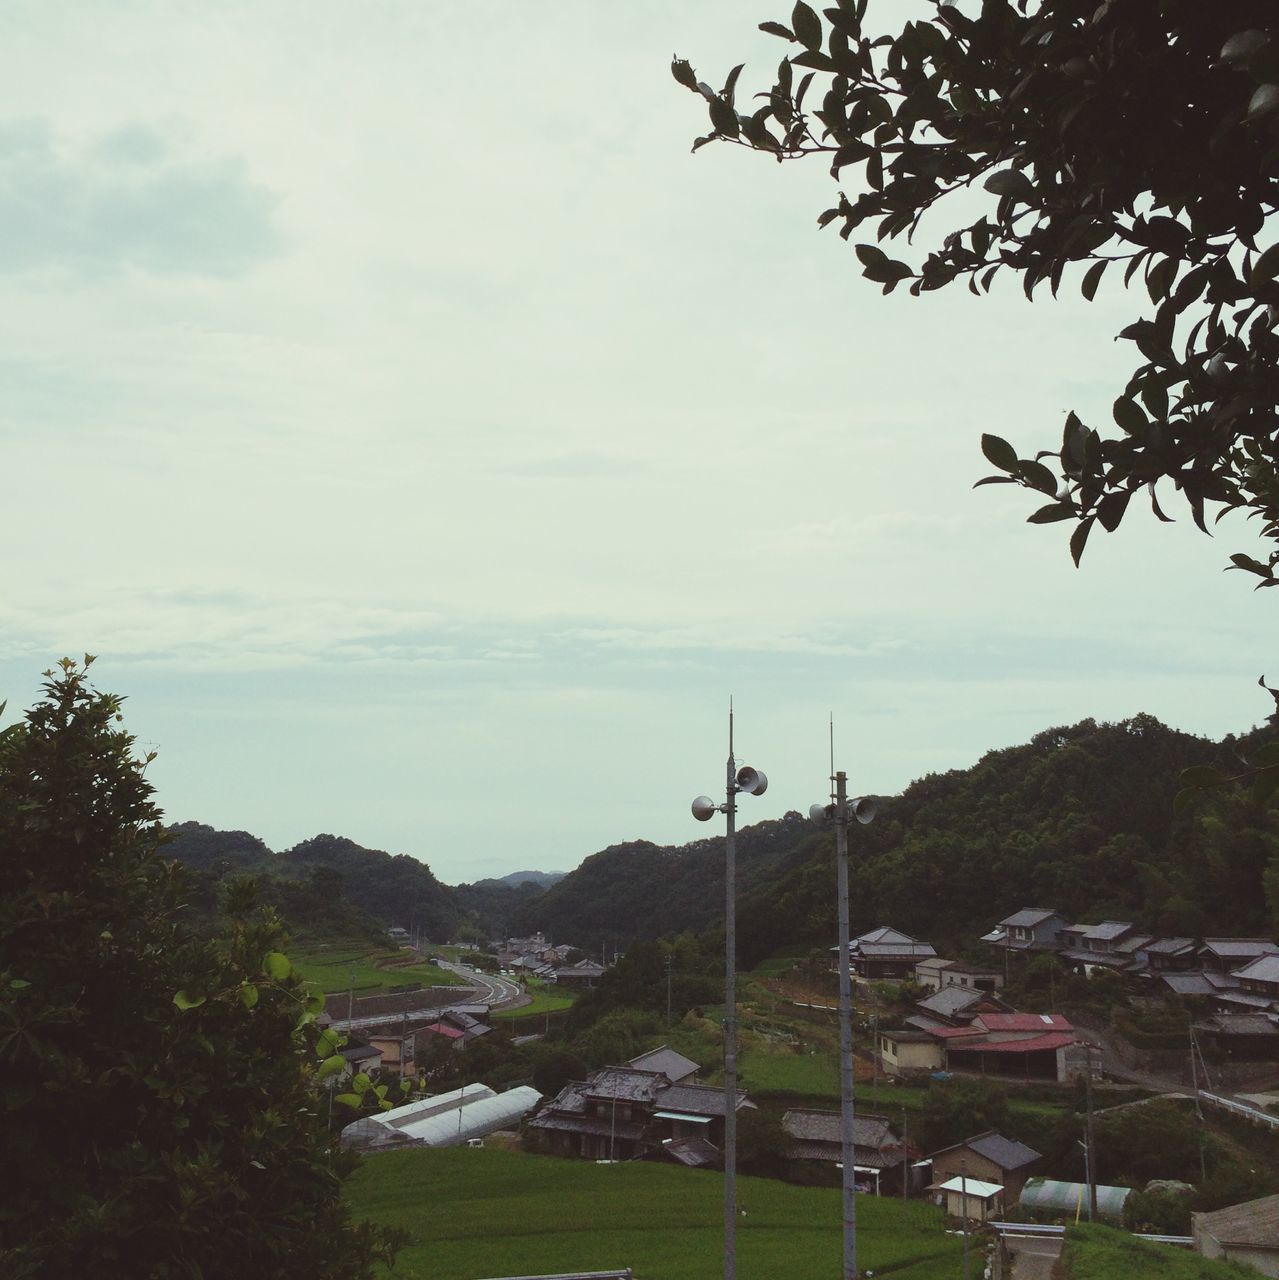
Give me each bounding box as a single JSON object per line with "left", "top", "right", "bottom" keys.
{"left": 2, "top": 3, "right": 1273, "bottom": 885}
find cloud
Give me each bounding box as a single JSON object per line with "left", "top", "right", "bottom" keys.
{"left": 0, "top": 120, "right": 281, "bottom": 277}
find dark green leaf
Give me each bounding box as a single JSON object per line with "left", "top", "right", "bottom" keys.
{"left": 1018, "top": 459, "right": 1059, "bottom": 495}
{"left": 1069, "top": 514, "right": 1095, "bottom": 566}
{"left": 981, "top": 433, "right": 1018, "bottom": 472}
{"left": 671, "top": 58, "right": 698, "bottom": 91}
{"left": 759, "top": 21, "right": 795, "bottom": 39}
{"left": 1080, "top": 259, "right": 1106, "bottom": 301}
{"left": 1027, "top": 502, "right": 1076, "bottom": 524}
{"left": 792, "top": 1, "right": 823, "bottom": 51}
{"left": 1181, "top": 764, "right": 1228, "bottom": 789}
{"left": 1112, "top": 396, "right": 1147, "bottom": 436}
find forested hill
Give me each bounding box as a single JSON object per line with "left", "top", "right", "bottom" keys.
{"left": 512, "top": 715, "right": 1279, "bottom": 961}
{"left": 162, "top": 825, "right": 554, "bottom": 942}
{"left": 507, "top": 811, "right": 820, "bottom": 951}
{"left": 736, "top": 714, "right": 1279, "bottom": 964}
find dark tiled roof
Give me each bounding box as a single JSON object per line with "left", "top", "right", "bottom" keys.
{"left": 782, "top": 1109, "right": 898, "bottom": 1150}
{"left": 582, "top": 1067, "right": 667, "bottom": 1103}
{"left": 655, "top": 1083, "right": 748, "bottom": 1118}
{"left": 627, "top": 1046, "right": 700, "bottom": 1081}
{"left": 917, "top": 986, "right": 985, "bottom": 1019}
{"left": 967, "top": 1132, "right": 1042, "bottom": 1170}
{"left": 856, "top": 926, "right": 918, "bottom": 945}
{"left": 1143, "top": 937, "right": 1198, "bottom": 955}
{"left": 1196, "top": 1014, "right": 1279, "bottom": 1037}
{"left": 1234, "top": 955, "right": 1279, "bottom": 984}
{"left": 527, "top": 1112, "right": 646, "bottom": 1140}
{"left": 999, "top": 908, "right": 1062, "bottom": 928}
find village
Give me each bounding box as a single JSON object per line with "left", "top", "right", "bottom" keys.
{"left": 325, "top": 914, "right": 1279, "bottom": 1276}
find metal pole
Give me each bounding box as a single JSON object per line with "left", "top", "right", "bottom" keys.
{"left": 723, "top": 719, "right": 738, "bottom": 1280}
{"left": 1084, "top": 1045, "right": 1097, "bottom": 1222}
{"left": 901, "top": 1107, "right": 909, "bottom": 1226}
{"left": 835, "top": 770, "right": 857, "bottom": 1280}
{"left": 960, "top": 1159, "right": 970, "bottom": 1280}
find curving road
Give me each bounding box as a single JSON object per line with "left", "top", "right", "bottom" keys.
{"left": 436, "top": 959, "right": 527, "bottom": 1011}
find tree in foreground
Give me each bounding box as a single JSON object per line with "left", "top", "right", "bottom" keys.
{"left": 0, "top": 659, "right": 396, "bottom": 1278}
{"left": 675, "top": 2, "right": 1279, "bottom": 578}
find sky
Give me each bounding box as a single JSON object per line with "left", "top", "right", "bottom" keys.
{"left": 1, "top": 3, "right": 1273, "bottom": 885}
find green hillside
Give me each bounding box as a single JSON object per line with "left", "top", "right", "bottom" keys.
{"left": 1063, "top": 1223, "right": 1247, "bottom": 1279}
{"left": 345, "top": 1146, "right": 964, "bottom": 1280}
{"left": 512, "top": 716, "right": 1279, "bottom": 961}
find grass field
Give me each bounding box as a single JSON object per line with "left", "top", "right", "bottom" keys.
{"left": 492, "top": 980, "right": 575, "bottom": 1021}
{"left": 345, "top": 1147, "right": 968, "bottom": 1279}
{"left": 289, "top": 943, "right": 456, "bottom": 995}
{"left": 1062, "top": 1223, "right": 1246, "bottom": 1278}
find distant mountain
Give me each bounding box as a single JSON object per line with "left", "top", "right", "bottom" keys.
{"left": 499, "top": 869, "right": 566, "bottom": 890}
{"left": 162, "top": 825, "right": 557, "bottom": 941}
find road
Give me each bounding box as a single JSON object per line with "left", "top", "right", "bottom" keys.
{"left": 435, "top": 959, "right": 526, "bottom": 1010}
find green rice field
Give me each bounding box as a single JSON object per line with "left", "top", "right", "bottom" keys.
{"left": 289, "top": 943, "right": 456, "bottom": 996}
{"left": 345, "top": 1146, "right": 967, "bottom": 1279}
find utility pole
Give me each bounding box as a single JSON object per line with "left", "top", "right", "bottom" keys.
{"left": 690, "top": 706, "right": 768, "bottom": 1280}
{"left": 808, "top": 741, "right": 876, "bottom": 1280}
{"left": 1084, "top": 1044, "right": 1098, "bottom": 1222}
{"left": 960, "top": 1159, "right": 970, "bottom": 1280}
{"left": 665, "top": 952, "right": 674, "bottom": 1026}
{"left": 901, "top": 1107, "right": 909, "bottom": 1226}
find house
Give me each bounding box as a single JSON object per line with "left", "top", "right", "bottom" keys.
{"left": 1194, "top": 1192, "right": 1279, "bottom": 1277}
{"left": 915, "top": 957, "right": 956, "bottom": 990}
{"left": 335, "top": 1041, "right": 383, "bottom": 1080}
{"left": 932, "top": 1013, "right": 1081, "bottom": 1082}
{"left": 981, "top": 908, "right": 1069, "bottom": 955}
{"left": 552, "top": 959, "right": 608, "bottom": 989}
{"left": 417, "top": 1008, "right": 494, "bottom": 1048}
{"left": 933, "top": 1175, "right": 1004, "bottom": 1222}
{"left": 627, "top": 1045, "right": 699, "bottom": 1083}
{"left": 910, "top": 984, "right": 1011, "bottom": 1028}
{"left": 928, "top": 1131, "right": 1042, "bottom": 1203}
{"left": 1201, "top": 938, "right": 1279, "bottom": 974}
{"left": 367, "top": 1029, "right": 416, "bottom": 1077}
{"left": 1134, "top": 936, "right": 1200, "bottom": 974}
{"left": 1235, "top": 953, "right": 1279, "bottom": 1002}
{"left": 878, "top": 1028, "right": 944, "bottom": 1077}
{"left": 832, "top": 927, "right": 938, "bottom": 979}
{"left": 1057, "top": 921, "right": 1147, "bottom": 973}
{"left": 1193, "top": 1013, "right": 1279, "bottom": 1060}
{"left": 914, "top": 957, "right": 1005, "bottom": 993}
{"left": 528, "top": 1060, "right": 752, "bottom": 1162}
{"left": 781, "top": 1109, "right": 908, "bottom": 1193}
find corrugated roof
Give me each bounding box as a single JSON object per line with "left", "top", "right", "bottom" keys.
{"left": 976, "top": 1013, "right": 1071, "bottom": 1032}
{"left": 935, "top": 1176, "right": 1003, "bottom": 1198}
{"left": 661, "top": 1136, "right": 720, "bottom": 1168}
{"left": 1195, "top": 1192, "right": 1279, "bottom": 1247}
{"left": 949, "top": 1032, "right": 1075, "bottom": 1054}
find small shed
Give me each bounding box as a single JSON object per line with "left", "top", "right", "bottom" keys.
{"left": 933, "top": 1176, "right": 1003, "bottom": 1222}
{"left": 1194, "top": 1192, "right": 1279, "bottom": 1277}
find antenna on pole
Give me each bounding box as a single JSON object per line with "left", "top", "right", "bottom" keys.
{"left": 829, "top": 713, "right": 836, "bottom": 803}
{"left": 729, "top": 695, "right": 734, "bottom": 757}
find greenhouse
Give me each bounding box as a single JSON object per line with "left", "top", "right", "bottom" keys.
{"left": 1018, "top": 1177, "right": 1131, "bottom": 1221}
{"left": 342, "top": 1084, "right": 541, "bottom": 1152}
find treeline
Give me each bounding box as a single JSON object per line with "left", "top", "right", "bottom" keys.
{"left": 163, "top": 824, "right": 550, "bottom": 943}
{"left": 515, "top": 715, "right": 1279, "bottom": 963}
